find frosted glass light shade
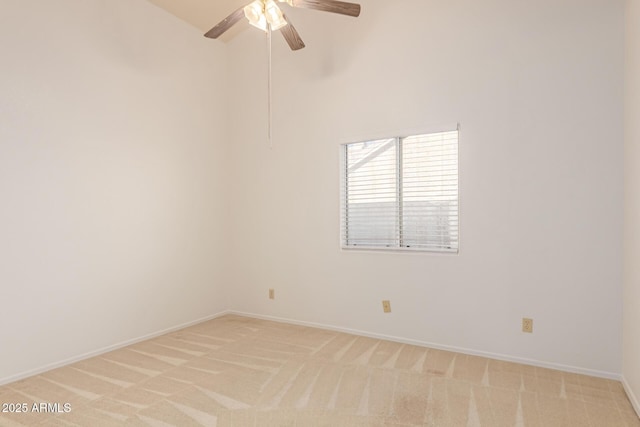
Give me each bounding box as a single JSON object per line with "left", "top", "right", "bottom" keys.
{"left": 265, "top": 0, "right": 288, "bottom": 30}
{"left": 244, "top": 1, "right": 268, "bottom": 31}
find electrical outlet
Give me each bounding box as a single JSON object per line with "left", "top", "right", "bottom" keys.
{"left": 382, "top": 300, "right": 391, "bottom": 313}
{"left": 522, "top": 318, "right": 533, "bottom": 333}
{"left": 269, "top": 289, "right": 275, "bottom": 300}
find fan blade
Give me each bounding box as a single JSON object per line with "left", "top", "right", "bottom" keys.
{"left": 291, "top": 0, "right": 361, "bottom": 17}
{"left": 204, "top": 6, "right": 246, "bottom": 39}
{"left": 280, "top": 15, "right": 306, "bottom": 50}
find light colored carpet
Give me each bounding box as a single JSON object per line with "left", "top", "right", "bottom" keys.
{"left": 0, "top": 314, "right": 638, "bottom": 426}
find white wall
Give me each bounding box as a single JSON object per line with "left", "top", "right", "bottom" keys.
{"left": 0, "top": 0, "right": 627, "bottom": 385}
{"left": 227, "top": 0, "right": 625, "bottom": 375}
{"left": 624, "top": 0, "right": 640, "bottom": 413}
{"left": 0, "top": 0, "right": 229, "bottom": 383}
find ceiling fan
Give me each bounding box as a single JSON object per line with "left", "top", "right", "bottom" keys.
{"left": 204, "top": 0, "right": 362, "bottom": 51}
{"left": 204, "top": 0, "right": 360, "bottom": 147}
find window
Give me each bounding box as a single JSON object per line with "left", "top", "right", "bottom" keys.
{"left": 340, "top": 130, "right": 459, "bottom": 252}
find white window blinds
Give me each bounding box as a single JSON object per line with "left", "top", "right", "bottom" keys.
{"left": 341, "top": 130, "right": 459, "bottom": 252}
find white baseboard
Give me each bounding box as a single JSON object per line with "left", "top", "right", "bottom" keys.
{"left": 229, "top": 310, "right": 622, "bottom": 381}
{"left": 0, "top": 310, "right": 230, "bottom": 387}
{"left": 2, "top": 308, "right": 630, "bottom": 402}
{"left": 622, "top": 376, "right": 640, "bottom": 418}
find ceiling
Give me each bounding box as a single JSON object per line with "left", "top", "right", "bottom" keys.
{"left": 146, "top": 0, "right": 251, "bottom": 41}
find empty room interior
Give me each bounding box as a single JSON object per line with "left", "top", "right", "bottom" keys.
{"left": 1, "top": 0, "right": 639, "bottom": 425}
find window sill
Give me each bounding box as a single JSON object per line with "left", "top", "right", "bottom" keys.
{"left": 340, "top": 246, "right": 459, "bottom": 255}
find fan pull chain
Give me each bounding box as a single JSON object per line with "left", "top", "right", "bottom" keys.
{"left": 267, "top": 24, "right": 273, "bottom": 149}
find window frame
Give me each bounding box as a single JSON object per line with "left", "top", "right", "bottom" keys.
{"left": 340, "top": 128, "right": 460, "bottom": 254}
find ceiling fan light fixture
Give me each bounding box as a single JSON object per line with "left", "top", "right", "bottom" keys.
{"left": 265, "top": 0, "right": 288, "bottom": 30}
{"left": 206, "top": 0, "right": 360, "bottom": 50}
{"left": 244, "top": 1, "right": 268, "bottom": 31}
